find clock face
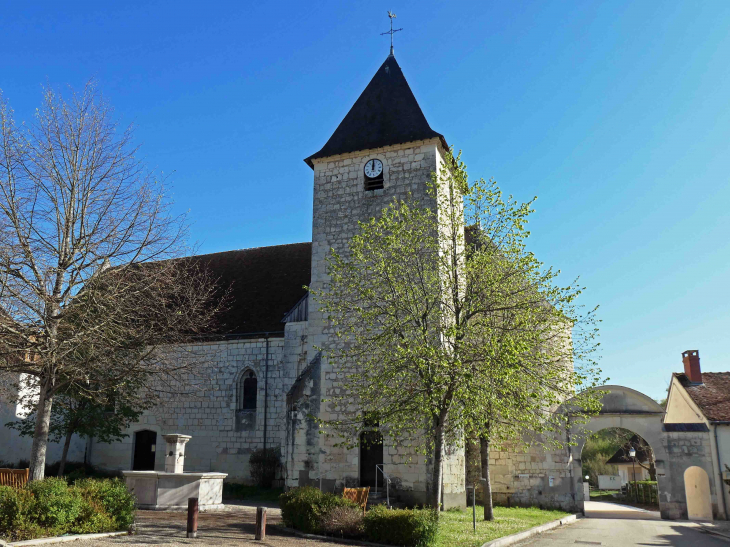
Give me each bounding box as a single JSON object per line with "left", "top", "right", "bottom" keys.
{"left": 364, "top": 159, "right": 383, "bottom": 178}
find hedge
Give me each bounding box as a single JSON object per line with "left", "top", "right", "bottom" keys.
{"left": 364, "top": 505, "right": 438, "bottom": 547}
{"left": 0, "top": 477, "right": 135, "bottom": 542}
{"left": 279, "top": 486, "right": 358, "bottom": 534}
{"left": 280, "top": 487, "right": 439, "bottom": 546}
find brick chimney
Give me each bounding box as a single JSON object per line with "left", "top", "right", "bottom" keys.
{"left": 682, "top": 350, "right": 702, "bottom": 384}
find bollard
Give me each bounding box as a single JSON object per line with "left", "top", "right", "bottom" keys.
{"left": 255, "top": 506, "right": 267, "bottom": 541}
{"left": 187, "top": 497, "right": 199, "bottom": 538}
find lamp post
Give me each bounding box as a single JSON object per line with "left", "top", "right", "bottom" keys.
{"left": 629, "top": 447, "right": 637, "bottom": 503}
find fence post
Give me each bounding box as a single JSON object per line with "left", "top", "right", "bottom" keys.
{"left": 472, "top": 482, "right": 476, "bottom": 532}
{"left": 255, "top": 506, "right": 267, "bottom": 540}
{"left": 187, "top": 498, "right": 198, "bottom": 538}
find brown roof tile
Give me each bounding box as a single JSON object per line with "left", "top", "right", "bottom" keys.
{"left": 676, "top": 372, "right": 730, "bottom": 423}
{"left": 186, "top": 242, "right": 311, "bottom": 336}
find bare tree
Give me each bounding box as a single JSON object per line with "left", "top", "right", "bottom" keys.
{"left": 0, "top": 82, "right": 223, "bottom": 480}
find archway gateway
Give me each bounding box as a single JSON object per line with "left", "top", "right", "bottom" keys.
{"left": 563, "top": 385, "right": 725, "bottom": 520}
{"left": 564, "top": 386, "right": 669, "bottom": 518}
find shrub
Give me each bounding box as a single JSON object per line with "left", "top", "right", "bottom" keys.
{"left": 44, "top": 461, "right": 120, "bottom": 482}
{"left": 319, "top": 505, "right": 364, "bottom": 538}
{"left": 75, "top": 478, "right": 136, "bottom": 529}
{"left": 0, "top": 478, "right": 135, "bottom": 542}
{"left": 70, "top": 498, "right": 118, "bottom": 535}
{"left": 26, "top": 477, "right": 83, "bottom": 529}
{"left": 249, "top": 448, "right": 280, "bottom": 488}
{"left": 364, "top": 505, "right": 439, "bottom": 547}
{"left": 279, "top": 487, "right": 358, "bottom": 534}
{"left": 0, "top": 486, "right": 23, "bottom": 535}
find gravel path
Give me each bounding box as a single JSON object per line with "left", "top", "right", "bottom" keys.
{"left": 71, "top": 504, "right": 351, "bottom": 547}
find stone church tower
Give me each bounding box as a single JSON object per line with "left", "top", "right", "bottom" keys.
{"left": 285, "top": 52, "right": 466, "bottom": 508}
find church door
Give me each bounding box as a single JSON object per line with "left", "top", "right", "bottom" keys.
{"left": 360, "top": 430, "right": 383, "bottom": 488}
{"left": 132, "top": 430, "right": 157, "bottom": 471}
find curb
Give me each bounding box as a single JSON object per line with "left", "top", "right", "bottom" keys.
{"left": 8, "top": 531, "right": 128, "bottom": 546}
{"left": 276, "top": 526, "right": 392, "bottom": 547}
{"left": 480, "top": 514, "right": 582, "bottom": 547}
{"left": 699, "top": 525, "right": 730, "bottom": 543}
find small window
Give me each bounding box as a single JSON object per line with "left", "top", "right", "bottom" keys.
{"left": 364, "top": 176, "right": 384, "bottom": 191}
{"left": 237, "top": 370, "right": 257, "bottom": 411}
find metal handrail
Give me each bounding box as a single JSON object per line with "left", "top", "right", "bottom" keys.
{"left": 375, "top": 464, "right": 391, "bottom": 508}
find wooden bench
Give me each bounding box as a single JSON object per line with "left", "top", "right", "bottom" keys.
{"left": 342, "top": 486, "right": 370, "bottom": 514}
{"left": 0, "top": 468, "right": 29, "bottom": 488}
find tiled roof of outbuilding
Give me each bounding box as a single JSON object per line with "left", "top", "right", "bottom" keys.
{"left": 676, "top": 372, "right": 730, "bottom": 423}
{"left": 185, "top": 242, "right": 311, "bottom": 336}
{"left": 305, "top": 54, "right": 446, "bottom": 167}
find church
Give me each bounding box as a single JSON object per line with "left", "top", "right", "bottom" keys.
{"left": 2, "top": 50, "right": 578, "bottom": 511}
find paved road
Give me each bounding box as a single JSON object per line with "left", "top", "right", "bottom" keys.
{"left": 71, "top": 505, "right": 349, "bottom": 547}
{"left": 518, "top": 501, "right": 724, "bottom": 546}
{"left": 584, "top": 500, "right": 661, "bottom": 520}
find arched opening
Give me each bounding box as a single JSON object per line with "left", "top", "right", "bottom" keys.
{"left": 236, "top": 369, "right": 257, "bottom": 431}
{"left": 581, "top": 427, "right": 659, "bottom": 513}
{"left": 684, "top": 466, "right": 713, "bottom": 521}
{"left": 238, "top": 369, "right": 257, "bottom": 410}
{"left": 132, "top": 430, "right": 157, "bottom": 470}
{"left": 359, "top": 429, "right": 384, "bottom": 488}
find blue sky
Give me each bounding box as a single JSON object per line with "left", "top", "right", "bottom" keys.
{"left": 2, "top": 1, "right": 729, "bottom": 400}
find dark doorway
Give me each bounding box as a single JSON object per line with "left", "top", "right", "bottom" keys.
{"left": 360, "top": 430, "right": 384, "bottom": 487}
{"left": 132, "top": 430, "right": 157, "bottom": 470}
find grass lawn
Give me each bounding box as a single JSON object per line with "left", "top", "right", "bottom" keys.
{"left": 222, "top": 483, "right": 283, "bottom": 502}
{"left": 435, "top": 506, "right": 570, "bottom": 547}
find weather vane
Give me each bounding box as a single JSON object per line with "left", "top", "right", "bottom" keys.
{"left": 381, "top": 11, "right": 403, "bottom": 56}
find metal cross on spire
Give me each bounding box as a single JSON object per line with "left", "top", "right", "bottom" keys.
{"left": 381, "top": 11, "right": 402, "bottom": 56}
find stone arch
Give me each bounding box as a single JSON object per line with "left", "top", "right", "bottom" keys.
{"left": 559, "top": 385, "right": 669, "bottom": 517}
{"left": 684, "top": 466, "right": 713, "bottom": 521}
{"left": 563, "top": 385, "right": 668, "bottom": 466}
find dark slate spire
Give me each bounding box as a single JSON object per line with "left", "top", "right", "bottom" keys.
{"left": 304, "top": 55, "right": 446, "bottom": 168}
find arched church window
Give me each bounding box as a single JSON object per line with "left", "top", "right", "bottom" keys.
{"left": 237, "top": 370, "right": 257, "bottom": 411}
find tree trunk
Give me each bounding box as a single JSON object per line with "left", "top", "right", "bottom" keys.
{"left": 29, "top": 378, "right": 54, "bottom": 481}
{"left": 58, "top": 429, "right": 74, "bottom": 477}
{"left": 480, "top": 435, "right": 494, "bottom": 521}
{"left": 430, "top": 420, "right": 445, "bottom": 512}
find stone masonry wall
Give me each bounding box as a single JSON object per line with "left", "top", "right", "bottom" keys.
{"left": 660, "top": 430, "right": 718, "bottom": 520}
{"left": 90, "top": 327, "right": 305, "bottom": 483}
{"left": 466, "top": 439, "right": 578, "bottom": 512}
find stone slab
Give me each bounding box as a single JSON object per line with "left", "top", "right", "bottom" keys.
{"left": 122, "top": 471, "right": 227, "bottom": 510}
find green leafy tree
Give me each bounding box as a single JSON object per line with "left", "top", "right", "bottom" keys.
{"left": 313, "top": 148, "right": 604, "bottom": 513}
